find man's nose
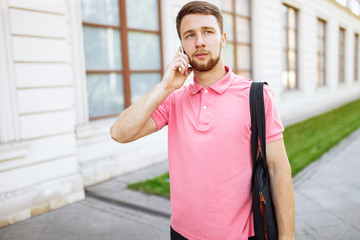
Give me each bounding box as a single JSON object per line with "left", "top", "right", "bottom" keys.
{"left": 195, "top": 34, "right": 205, "bottom": 48}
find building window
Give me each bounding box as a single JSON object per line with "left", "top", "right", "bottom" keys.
{"left": 355, "top": 33, "right": 359, "bottom": 82}
{"left": 81, "top": 0, "right": 163, "bottom": 119}
{"left": 317, "top": 19, "right": 326, "bottom": 87}
{"left": 221, "top": 0, "right": 252, "bottom": 78}
{"left": 282, "top": 4, "right": 298, "bottom": 90}
{"left": 339, "top": 27, "right": 346, "bottom": 84}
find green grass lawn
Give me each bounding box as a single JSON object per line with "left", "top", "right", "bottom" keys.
{"left": 128, "top": 172, "right": 171, "bottom": 198}
{"left": 284, "top": 99, "right": 360, "bottom": 175}
{"left": 128, "top": 99, "right": 360, "bottom": 198}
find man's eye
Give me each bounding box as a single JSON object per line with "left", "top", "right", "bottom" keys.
{"left": 205, "top": 31, "right": 212, "bottom": 34}
{"left": 186, "top": 34, "right": 194, "bottom": 39}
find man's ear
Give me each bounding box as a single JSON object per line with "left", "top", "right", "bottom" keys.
{"left": 221, "top": 32, "right": 227, "bottom": 48}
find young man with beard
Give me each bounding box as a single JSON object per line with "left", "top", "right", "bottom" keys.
{"left": 110, "top": 1, "right": 295, "bottom": 239}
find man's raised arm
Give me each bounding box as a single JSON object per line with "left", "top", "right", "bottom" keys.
{"left": 110, "top": 48, "right": 192, "bottom": 143}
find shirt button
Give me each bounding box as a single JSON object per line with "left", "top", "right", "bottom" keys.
{"left": 204, "top": 89, "right": 208, "bottom": 93}
{"left": 203, "top": 106, "right": 207, "bottom": 110}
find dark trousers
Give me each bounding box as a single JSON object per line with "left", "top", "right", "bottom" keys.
{"left": 171, "top": 227, "right": 255, "bottom": 240}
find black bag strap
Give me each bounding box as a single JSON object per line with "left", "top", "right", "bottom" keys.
{"left": 250, "top": 82, "right": 268, "bottom": 175}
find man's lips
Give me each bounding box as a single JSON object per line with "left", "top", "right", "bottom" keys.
{"left": 194, "top": 52, "right": 209, "bottom": 58}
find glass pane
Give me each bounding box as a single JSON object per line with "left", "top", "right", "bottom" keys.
{"left": 223, "top": 43, "right": 235, "bottom": 69}
{"left": 81, "top": 0, "right": 119, "bottom": 25}
{"left": 317, "top": 69, "right": 321, "bottom": 86}
{"left": 339, "top": 29, "right": 345, "bottom": 42}
{"left": 320, "top": 55, "right": 324, "bottom": 70}
{"left": 223, "top": 13, "right": 234, "bottom": 41}
{"left": 283, "top": 5, "right": 288, "bottom": 28}
{"left": 238, "top": 70, "right": 250, "bottom": 78}
{"left": 283, "top": 28, "right": 288, "bottom": 49}
{"left": 236, "top": 17, "right": 250, "bottom": 42}
{"left": 131, "top": 73, "right": 161, "bottom": 103}
{"left": 222, "top": 0, "right": 233, "bottom": 12}
{"left": 281, "top": 70, "right": 289, "bottom": 89}
{"left": 128, "top": 31, "right": 161, "bottom": 70}
{"left": 87, "top": 73, "right": 124, "bottom": 118}
{"left": 318, "top": 20, "right": 324, "bottom": 38}
{"left": 237, "top": 44, "right": 250, "bottom": 70}
{"left": 281, "top": 70, "right": 297, "bottom": 90}
{"left": 288, "top": 8, "right": 296, "bottom": 29}
{"left": 356, "top": 35, "right": 359, "bottom": 81}
{"left": 288, "top": 50, "right": 296, "bottom": 70}
{"left": 288, "top": 30, "right": 296, "bottom": 49}
{"left": 235, "top": 0, "right": 249, "bottom": 16}
{"left": 126, "top": 0, "right": 159, "bottom": 31}
{"left": 289, "top": 70, "right": 297, "bottom": 89}
{"left": 319, "top": 39, "right": 324, "bottom": 54}
{"left": 283, "top": 50, "right": 287, "bottom": 69}
{"left": 83, "top": 26, "right": 122, "bottom": 70}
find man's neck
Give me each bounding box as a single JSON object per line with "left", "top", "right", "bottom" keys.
{"left": 193, "top": 61, "right": 227, "bottom": 87}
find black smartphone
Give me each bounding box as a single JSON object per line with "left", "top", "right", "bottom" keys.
{"left": 182, "top": 47, "right": 192, "bottom": 68}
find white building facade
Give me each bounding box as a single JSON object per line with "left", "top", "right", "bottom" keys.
{"left": 0, "top": 0, "right": 359, "bottom": 227}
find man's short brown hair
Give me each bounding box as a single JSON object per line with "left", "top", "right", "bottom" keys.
{"left": 176, "top": 1, "right": 223, "bottom": 39}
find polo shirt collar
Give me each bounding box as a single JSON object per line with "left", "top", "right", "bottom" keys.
{"left": 190, "top": 66, "right": 233, "bottom": 95}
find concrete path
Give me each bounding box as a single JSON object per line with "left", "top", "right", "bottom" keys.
{"left": 292, "top": 127, "right": 360, "bottom": 239}
{"left": 1, "top": 128, "right": 360, "bottom": 240}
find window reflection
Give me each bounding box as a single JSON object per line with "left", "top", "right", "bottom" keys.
{"left": 81, "top": 0, "right": 119, "bottom": 25}
{"left": 81, "top": 0, "right": 162, "bottom": 119}
{"left": 83, "top": 26, "right": 122, "bottom": 70}
{"left": 126, "top": 0, "right": 159, "bottom": 30}
{"left": 128, "top": 32, "right": 161, "bottom": 70}
{"left": 221, "top": 0, "right": 252, "bottom": 77}
{"left": 282, "top": 5, "right": 298, "bottom": 90}
{"left": 355, "top": 34, "right": 359, "bottom": 82}
{"left": 339, "top": 28, "right": 346, "bottom": 84}
{"left": 317, "top": 19, "right": 326, "bottom": 87}
{"left": 86, "top": 73, "right": 124, "bottom": 118}
{"left": 131, "top": 73, "right": 161, "bottom": 103}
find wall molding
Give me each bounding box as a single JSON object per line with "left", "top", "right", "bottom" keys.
{"left": 0, "top": 0, "right": 21, "bottom": 144}
{"left": 0, "top": 142, "right": 29, "bottom": 162}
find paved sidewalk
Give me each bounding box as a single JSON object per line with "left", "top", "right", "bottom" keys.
{"left": 1, "top": 128, "right": 360, "bottom": 240}
{"left": 292, "top": 127, "right": 360, "bottom": 239}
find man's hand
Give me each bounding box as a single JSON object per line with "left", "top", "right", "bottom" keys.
{"left": 110, "top": 47, "right": 193, "bottom": 143}
{"left": 160, "top": 47, "right": 193, "bottom": 91}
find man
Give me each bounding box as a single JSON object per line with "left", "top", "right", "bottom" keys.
{"left": 110, "top": 1, "right": 295, "bottom": 239}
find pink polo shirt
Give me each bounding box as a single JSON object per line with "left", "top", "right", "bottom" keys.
{"left": 151, "top": 66, "right": 284, "bottom": 240}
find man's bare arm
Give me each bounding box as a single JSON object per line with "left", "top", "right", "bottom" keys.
{"left": 110, "top": 48, "right": 192, "bottom": 143}
{"left": 266, "top": 139, "right": 295, "bottom": 240}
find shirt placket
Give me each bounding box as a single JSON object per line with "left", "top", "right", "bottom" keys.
{"left": 198, "top": 88, "right": 211, "bottom": 128}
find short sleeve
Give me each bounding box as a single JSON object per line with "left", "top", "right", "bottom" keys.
{"left": 151, "top": 93, "right": 173, "bottom": 131}
{"left": 263, "top": 85, "right": 284, "bottom": 143}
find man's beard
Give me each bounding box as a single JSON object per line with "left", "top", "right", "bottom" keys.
{"left": 189, "top": 46, "right": 222, "bottom": 72}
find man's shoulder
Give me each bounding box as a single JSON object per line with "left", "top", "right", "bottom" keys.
{"left": 230, "top": 73, "right": 253, "bottom": 90}
{"left": 164, "top": 84, "right": 192, "bottom": 105}
{"left": 172, "top": 84, "right": 192, "bottom": 96}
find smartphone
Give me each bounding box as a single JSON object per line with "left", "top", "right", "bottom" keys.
{"left": 181, "top": 47, "right": 192, "bottom": 68}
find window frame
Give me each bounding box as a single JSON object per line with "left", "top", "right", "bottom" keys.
{"left": 339, "top": 27, "right": 346, "bottom": 84}
{"left": 221, "top": 0, "right": 252, "bottom": 78}
{"left": 355, "top": 33, "right": 359, "bottom": 82}
{"left": 317, "top": 18, "right": 327, "bottom": 87}
{"left": 282, "top": 4, "right": 299, "bottom": 91}
{"left": 82, "top": 0, "right": 163, "bottom": 120}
